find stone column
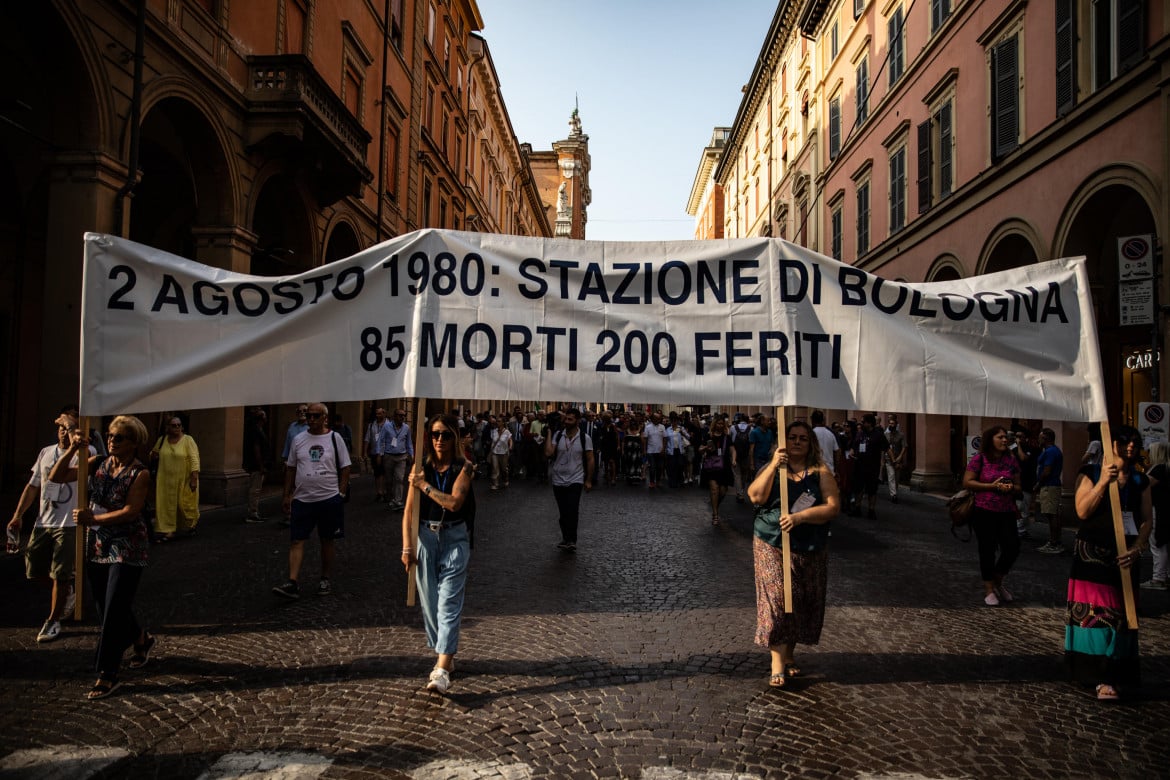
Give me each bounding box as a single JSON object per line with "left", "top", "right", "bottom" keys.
{"left": 909, "top": 413, "right": 955, "bottom": 494}
{"left": 188, "top": 225, "right": 258, "bottom": 507}
{"left": 43, "top": 152, "right": 127, "bottom": 425}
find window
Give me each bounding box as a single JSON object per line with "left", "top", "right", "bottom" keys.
{"left": 426, "top": 84, "right": 435, "bottom": 131}
{"left": 389, "top": 0, "right": 403, "bottom": 51}
{"left": 856, "top": 58, "right": 869, "bottom": 125}
{"left": 990, "top": 33, "right": 1019, "bottom": 161}
{"left": 343, "top": 63, "right": 361, "bottom": 117}
{"left": 931, "top": 0, "right": 952, "bottom": 34}
{"left": 856, "top": 180, "right": 870, "bottom": 255}
{"left": 423, "top": 178, "right": 432, "bottom": 226}
{"left": 283, "top": 0, "right": 307, "bottom": 54}
{"left": 831, "top": 204, "right": 843, "bottom": 261}
{"left": 854, "top": 0, "right": 865, "bottom": 20}
{"left": 917, "top": 98, "right": 953, "bottom": 214}
{"left": 1093, "top": 0, "right": 1146, "bottom": 89}
{"left": 888, "top": 6, "right": 905, "bottom": 87}
{"left": 830, "top": 21, "right": 839, "bottom": 62}
{"left": 427, "top": 3, "right": 436, "bottom": 46}
{"left": 829, "top": 95, "right": 841, "bottom": 160}
{"left": 889, "top": 144, "right": 907, "bottom": 233}
{"left": 385, "top": 127, "right": 399, "bottom": 201}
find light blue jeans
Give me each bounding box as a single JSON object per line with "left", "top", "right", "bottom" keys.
{"left": 415, "top": 522, "right": 470, "bottom": 655}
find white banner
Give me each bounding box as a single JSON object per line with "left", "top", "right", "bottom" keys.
{"left": 79, "top": 230, "right": 1106, "bottom": 421}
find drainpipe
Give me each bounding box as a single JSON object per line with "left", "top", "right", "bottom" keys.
{"left": 115, "top": 0, "right": 146, "bottom": 238}
{"left": 375, "top": 0, "right": 390, "bottom": 242}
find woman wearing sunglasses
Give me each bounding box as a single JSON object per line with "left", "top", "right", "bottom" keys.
{"left": 1067, "top": 424, "right": 1152, "bottom": 701}
{"left": 402, "top": 413, "right": 475, "bottom": 694}
{"left": 59, "top": 414, "right": 155, "bottom": 700}
{"left": 747, "top": 420, "right": 840, "bottom": 689}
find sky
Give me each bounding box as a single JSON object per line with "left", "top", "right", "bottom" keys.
{"left": 477, "top": 0, "right": 778, "bottom": 242}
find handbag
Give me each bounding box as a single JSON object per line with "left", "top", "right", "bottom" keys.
{"left": 947, "top": 489, "right": 974, "bottom": 540}
{"left": 702, "top": 452, "right": 724, "bottom": 470}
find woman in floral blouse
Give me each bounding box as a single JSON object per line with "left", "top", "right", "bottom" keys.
{"left": 63, "top": 414, "right": 155, "bottom": 700}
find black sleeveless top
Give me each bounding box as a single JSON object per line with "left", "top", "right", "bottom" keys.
{"left": 420, "top": 457, "right": 475, "bottom": 525}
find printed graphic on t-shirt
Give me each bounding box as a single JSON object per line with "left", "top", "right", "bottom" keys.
{"left": 310, "top": 445, "right": 324, "bottom": 463}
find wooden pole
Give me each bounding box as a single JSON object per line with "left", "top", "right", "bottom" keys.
{"left": 776, "top": 407, "right": 793, "bottom": 614}
{"left": 405, "top": 398, "right": 427, "bottom": 606}
{"left": 73, "top": 417, "right": 89, "bottom": 621}
{"left": 1099, "top": 420, "right": 1139, "bottom": 630}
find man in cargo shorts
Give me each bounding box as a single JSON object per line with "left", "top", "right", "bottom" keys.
{"left": 6, "top": 413, "right": 95, "bottom": 642}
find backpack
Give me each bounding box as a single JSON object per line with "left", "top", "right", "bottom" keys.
{"left": 733, "top": 423, "right": 751, "bottom": 453}
{"left": 947, "top": 489, "right": 974, "bottom": 540}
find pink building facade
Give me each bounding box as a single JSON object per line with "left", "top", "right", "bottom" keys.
{"left": 705, "top": 0, "right": 1167, "bottom": 490}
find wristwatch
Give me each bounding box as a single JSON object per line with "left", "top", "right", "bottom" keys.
{"left": 425, "top": 486, "right": 432, "bottom": 496}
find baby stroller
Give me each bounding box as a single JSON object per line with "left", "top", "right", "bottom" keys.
{"left": 622, "top": 435, "right": 644, "bottom": 485}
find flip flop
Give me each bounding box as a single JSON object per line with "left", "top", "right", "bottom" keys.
{"left": 784, "top": 663, "right": 802, "bottom": 678}
{"left": 87, "top": 677, "right": 121, "bottom": 700}
{"left": 128, "top": 633, "right": 156, "bottom": 669}
{"left": 768, "top": 672, "right": 787, "bottom": 688}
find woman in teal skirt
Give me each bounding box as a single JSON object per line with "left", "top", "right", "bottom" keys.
{"left": 1066, "top": 424, "right": 1152, "bottom": 701}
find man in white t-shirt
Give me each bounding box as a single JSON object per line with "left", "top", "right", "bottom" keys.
{"left": 6, "top": 413, "right": 95, "bottom": 642}
{"left": 273, "top": 403, "right": 351, "bottom": 600}
{"left": 811, "top": 410, "right": 840, "bottom": 476}
{"left": 641, "top": 412, "right": 666, "bottom": 489}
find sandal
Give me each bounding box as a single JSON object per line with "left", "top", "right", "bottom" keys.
{"left": 784, "top": 663, "right": 802, "bottom": 678}
{"left": 768, "top": 672, "right": 787, "bottom": 688}
{"left": 87, "top": 676, "right": 121, "bottom": 700}
{"left": 711, "top": 516, "right": 721, "bottom": 526}
{"left": 128, "top": 633, "right": 156, "bottom": 669}
{"left": 1095, "top": 683, "right": 1120, "bottom": 701}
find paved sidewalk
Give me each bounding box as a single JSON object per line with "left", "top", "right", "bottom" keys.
{"left": 1, "top": 474, "right": 1167, "bottom": 778}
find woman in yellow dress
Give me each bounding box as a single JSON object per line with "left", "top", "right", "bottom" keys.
{"left": 150, "top": 416, "right": 200, "bottom": 541}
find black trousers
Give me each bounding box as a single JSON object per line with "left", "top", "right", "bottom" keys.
{"left": 553, "top": 483, "right": 583, "bottom": 544}
{"left": 88, "top": 561, "right": 143, "bottom": 678}
{"left": 971, "top": 507, "right": 1020, "bottom": 581}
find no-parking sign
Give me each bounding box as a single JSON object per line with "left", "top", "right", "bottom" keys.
{"left": 1139, "top": 402, "right": 1169, "bottom": 446}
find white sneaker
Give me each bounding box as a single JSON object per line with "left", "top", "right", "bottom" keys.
{"left": 425, "top": 667, "right": 451, "bottom": 693}
{"left": 63, "top": 586, "right": 76, "bottom": 617}
{"left": 984, "top": 592, "right": 1000, "bottom": 607}
{"left": 36, "top": 620, "right": 61, "bottom": 643}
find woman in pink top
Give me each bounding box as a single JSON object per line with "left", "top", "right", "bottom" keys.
{"left": 962, "top": 426, "right": 1022, "bottom": 606}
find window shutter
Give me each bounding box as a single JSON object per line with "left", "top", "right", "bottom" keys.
{"left": 1055, "top": 0, "right": 1076, "bottom": 117}
{"left": 829, "top": 99, "right": 841, "bottom": 160}
{"left": 992, "top": 36, "right": 1019, "bottom": 161}
{"left": 917, "top": 120, "right": 933, "bottom": 214}
{"left": 1118, "top": 0, "right": 1145, "bottom": 73}
{"left": 938, "top": 102, "right": 953, "bottom": 198}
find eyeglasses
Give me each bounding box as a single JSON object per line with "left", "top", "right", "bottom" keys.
{"left": 305, "top": 412, "right": 324, "bottom": 419}
{"left": 430, "top": 430, "right": 454, "bottom": 441}
{"left": 106, "top": 433, "right": 129, "bottom": 444}
{"left": 297, "top": 408, "right": 308, "bottom": 415}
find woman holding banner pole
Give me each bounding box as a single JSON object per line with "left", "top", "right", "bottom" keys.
{"left": 62, "top": 415, "right": 155, "bottom": 700}
{"left": 1066, "top": 424, "right": 1151, "bottom": 701}
{"left": 401, "top": 413, "right": 475, "bottom": 694}
{"left": 748, "top": 420, "right": 839, "bottom": 688}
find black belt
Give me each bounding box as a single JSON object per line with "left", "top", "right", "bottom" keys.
{"left": 424, "top": 518, "right": 465, "bottom": 533}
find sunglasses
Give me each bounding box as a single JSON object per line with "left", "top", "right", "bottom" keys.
{"left": 430, "top": 430, "right": 454, "bottom": 441}
{"left": 305, "top": 412, "right": 324, "bottom": 419}
{"left": 106, "top": 433, "right": 129, "bottom": 444}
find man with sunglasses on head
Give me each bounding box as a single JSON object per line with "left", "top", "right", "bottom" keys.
{"left": 7, "top": 413, "right": 96, "bottom": 642}
{"left": 544, "top": 407, "right": 594, "bottom": 552}
{"left": 273, "top": 403, "right": 350, "bottom": 599}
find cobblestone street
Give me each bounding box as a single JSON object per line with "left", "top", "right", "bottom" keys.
{"left": 2, "top": 473, "right": 1168, "bottom": 779}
